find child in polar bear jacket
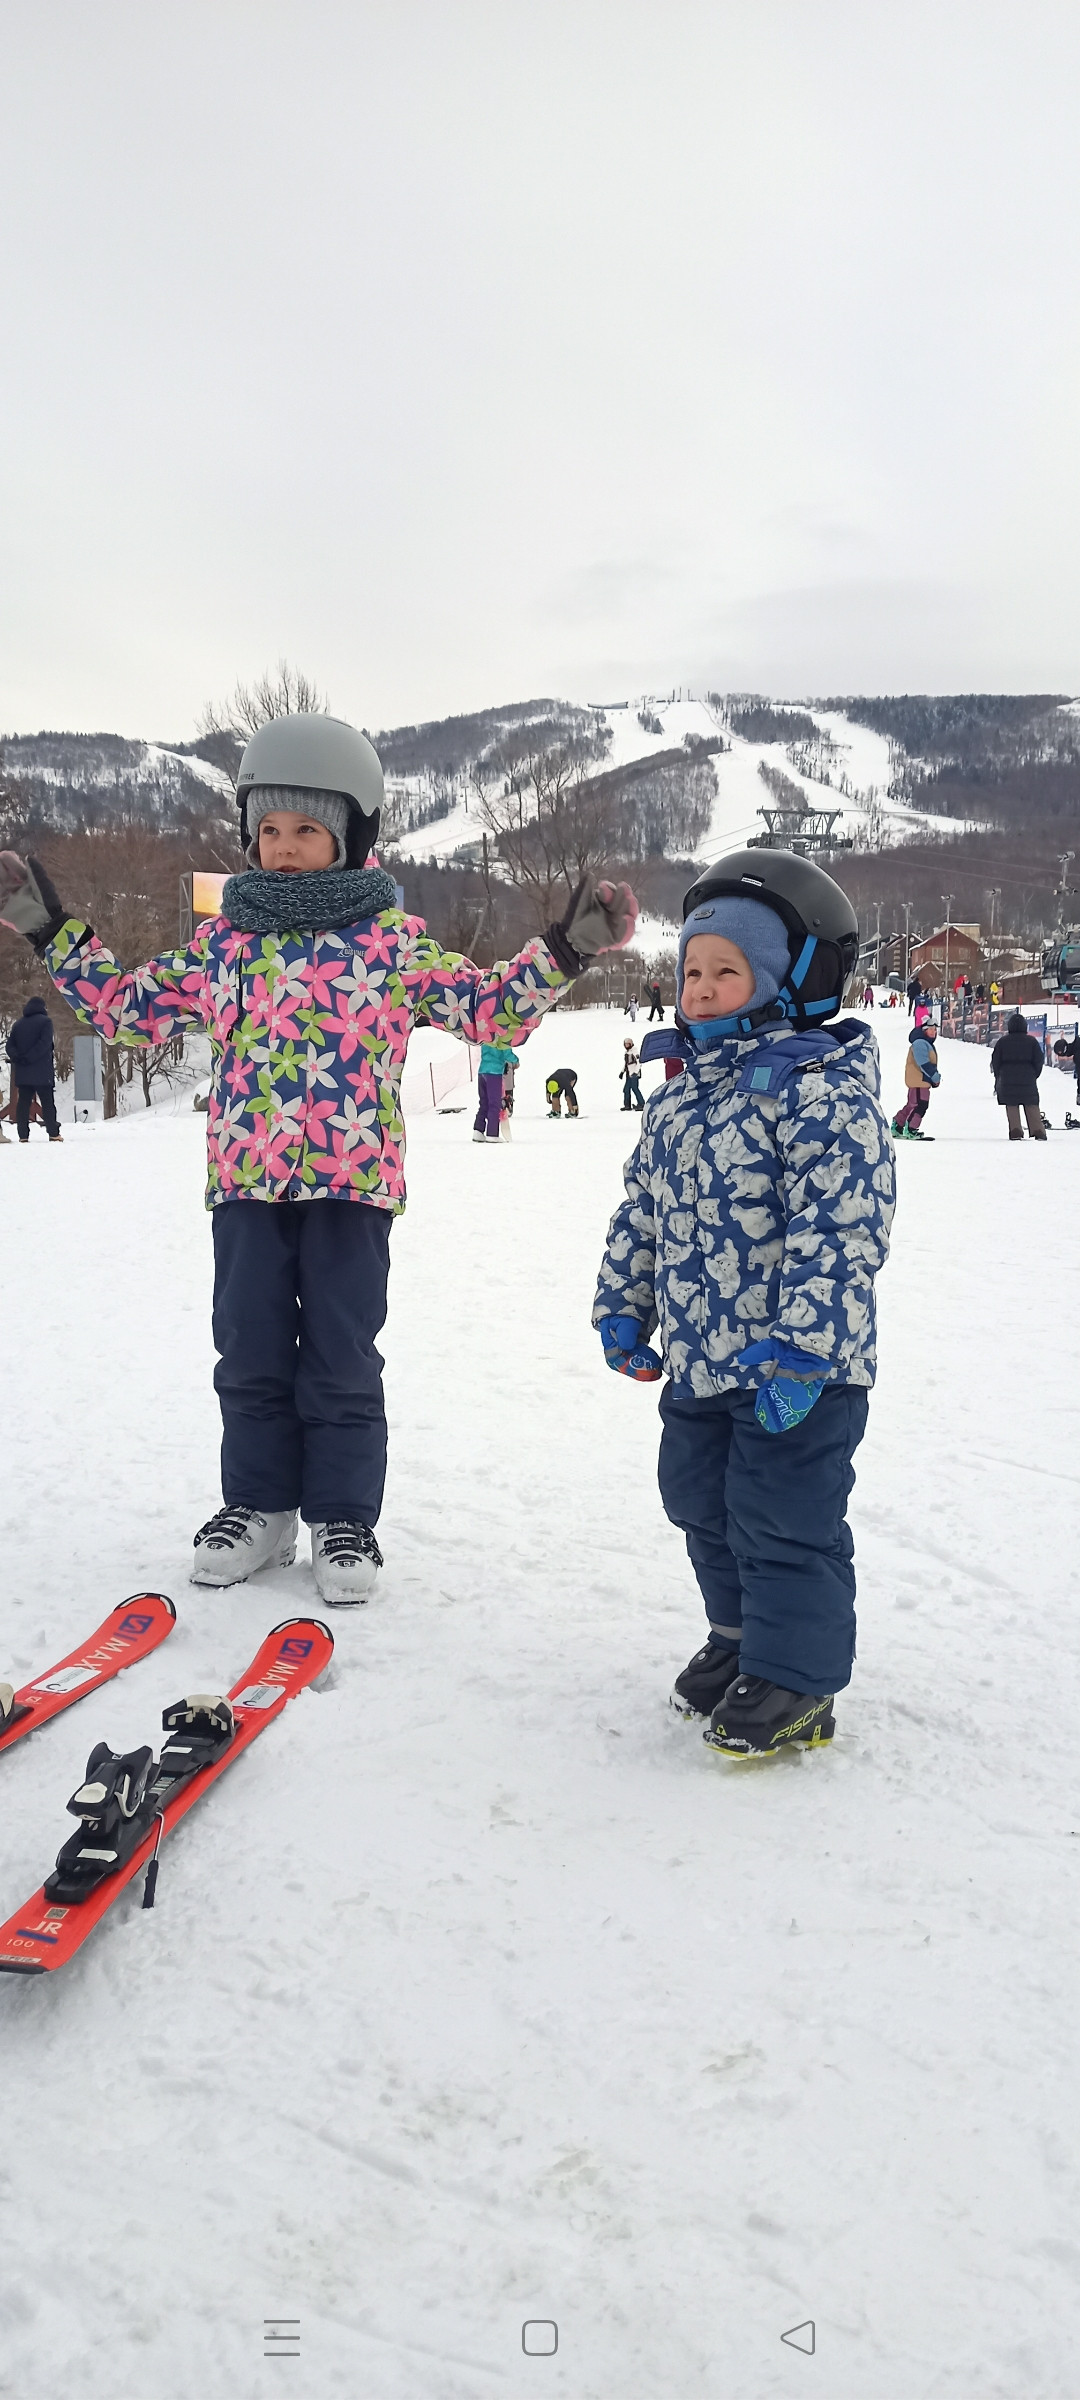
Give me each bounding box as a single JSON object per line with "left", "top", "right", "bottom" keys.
{"left": 593, "top": 851, "right": 894, "bottom": 1758}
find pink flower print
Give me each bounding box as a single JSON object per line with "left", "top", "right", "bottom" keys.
{"left": 247, "top": 974, "right": 304, "bottom": 1045}
{"left": 379, "top": 1002, "right": 412, "bottom": 1054}
{"left": 300, "top": 1095, "right": 337, "bottom": 1144}
{"left": 360, "top": 919, "right": 398, "bottom": 968}
{"left": 297, "top": 953, "right": 347, "bottom": 1011}
{"left": 322, "top": 1127, "right": 364, "bottom": 1191}
{"left": 224, "top": 1054, "right": 254, "bottom": 1097}
{"left": 380, "top": 1134, "right": 405, "bottom": 1188}
{"left": 73, "top": 970, "right": 125, "bottom": 1035}
{"left": 318, "top": 989, "right": 368, "bottom": 1063}
{"left": 240, "top": 1109, "right": 298, "bottom": 1184}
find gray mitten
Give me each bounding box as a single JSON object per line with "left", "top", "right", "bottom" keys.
{"left": 0, "top": 852, "right": 68, "bottom": 950}
{"left": 546, "top": 874, "right": 639, "bottom": 975}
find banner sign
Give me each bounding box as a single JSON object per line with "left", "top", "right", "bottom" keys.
{"left": 191, "top": 871, "right": 227, "bottom": 919}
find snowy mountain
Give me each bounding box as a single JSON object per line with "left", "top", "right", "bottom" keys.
{"left": 385, "top": 692, "right": 984, "bottom": 869}
{"left": 6, "top": 694, "right": 1077, "bottom": 908}
{"left": 0, "top": 730, "right": 236, "bottom": 832}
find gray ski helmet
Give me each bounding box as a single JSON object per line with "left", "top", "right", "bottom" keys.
{"left": 682, "top": 847, "right": 858, "bottom": 1025}
{"left": 235, "top": 712, "right": 384, "bottom": 866}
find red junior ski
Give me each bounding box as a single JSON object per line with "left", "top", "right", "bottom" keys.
{"left": 0, "top": 1595, "right": 176, "bottom": 1756}
{"left": 0, "top": 1615, "right": 333, "bottom": 1975}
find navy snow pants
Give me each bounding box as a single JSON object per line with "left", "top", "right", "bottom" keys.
{"left": 658, "top": 1383, "right": 869, "bottom": 1696}
{"left": 15, "top": 1083, "right": 60, "bottom": 1139}
{"left": 211, "top": 1200, "right": 392, "bottom": 1526}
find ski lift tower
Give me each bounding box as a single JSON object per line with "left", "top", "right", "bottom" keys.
{"left": 748, "top": 798, "right": 853, "bottom": 856}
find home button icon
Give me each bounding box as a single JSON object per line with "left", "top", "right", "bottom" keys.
{"left": 522, "top": 2321, "right": 559, "bottom": 2355}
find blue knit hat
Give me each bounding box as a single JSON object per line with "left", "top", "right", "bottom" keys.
{"left": 677, "top": 895, "right": 791, "bottom": 1012}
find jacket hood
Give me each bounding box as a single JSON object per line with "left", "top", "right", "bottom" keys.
{"left": 23, "top": 995, "right": 47, "bottom": 1016}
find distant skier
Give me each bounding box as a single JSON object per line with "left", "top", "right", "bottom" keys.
{"left": 545, "top": 1067, "right": 579, "bottom": 1117}
{"left": 594, "top": 849, "right": 894, "bottom": 1759}
{"left": 992, "top": 1011, "right": 1046, "bottom": 1140}
{"left": 892, "top": 1017, "right": 940, "bottom": 1140}
{"left": 906, "top": 973, "right": 922, "bottom": 1013}
{"left": 5, "top": 996, "right": 62, "bottom": 1143}
{"left": 473, "top": 1036, "right": 513, "bottom": 1143}
{"left": 624, "top": 993, "right": 639, "bottom": 1024}
{"left": 620, "top": 1038, "right": 644, "bottom": 1111}
{"left": 0, "top": 717, "right": 636, "bottom": 1601}
{"left": 647, "top": 980, "right": 665, "bottom": 1022}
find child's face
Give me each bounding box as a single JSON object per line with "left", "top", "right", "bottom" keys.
{"left": 680, "top": 933, "right": 757, "bottom": 1018}
{"left": 257, "top": 809, "right": 338, "bottom": 871}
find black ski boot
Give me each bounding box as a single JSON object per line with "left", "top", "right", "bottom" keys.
{"left": 670, "top": 1639, "right": 740, "bottom": 1720}
{"left": 704, "top": 1675, "right": 835, "bottom": 1758}
{"left": 45, "top": 1740, "right": 158, "bottom": 1901}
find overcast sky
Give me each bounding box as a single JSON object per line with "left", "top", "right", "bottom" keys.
{"left": 2, "top": 0, "right": 1078, "bottom": 737}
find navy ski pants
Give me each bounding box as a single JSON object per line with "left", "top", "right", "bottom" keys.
{"left": 657, "top": 1383, "right": 869, "bottom": 1695}
{"left": 211, "top": 1199, "right": 392, "bottom": 1525}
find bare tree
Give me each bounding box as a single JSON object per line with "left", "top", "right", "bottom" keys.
{"left": 477, "top": 722, "right": 614, "bottom": 932}
{"left": 199, "top": 660, "right": 329, "bottom": 772}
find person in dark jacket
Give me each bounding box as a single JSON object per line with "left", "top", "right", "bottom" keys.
{"left": 1054, "top": 1028, "right": 1080, "bottom": 1099}
{"left": 5, "top": 996, "right": 62, "bottom": 1142}
{"left": 906, "top": 972, "right": 923, "bottom": 1014}
{"left": 647, "top": 980, "right": 665, "bottom": 1022}
{"left": 991, "top": 1012, "right": 1046, "bottom": 1140}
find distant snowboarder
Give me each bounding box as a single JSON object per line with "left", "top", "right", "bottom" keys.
{"left": 546, "top": 1067, "right": 579, "bottom": 1117}
{"left": 892, "top": 1018, "right": 940, "bottom": 1140}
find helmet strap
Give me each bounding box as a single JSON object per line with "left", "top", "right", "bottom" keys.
{"left": 777, "top": 934, "right": 843, "bottom": 1025}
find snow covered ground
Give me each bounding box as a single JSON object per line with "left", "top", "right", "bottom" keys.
{"left": 3, "top": 1004, "right": 1080, "bottom": 2399}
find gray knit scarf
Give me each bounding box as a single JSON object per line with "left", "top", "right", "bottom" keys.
{"left": 220, "top": 865, "right": 398, "bottom": 934}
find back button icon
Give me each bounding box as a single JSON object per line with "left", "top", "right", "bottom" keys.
{"left": 781, "top": 2320, "right": 816, "bottom": 2355}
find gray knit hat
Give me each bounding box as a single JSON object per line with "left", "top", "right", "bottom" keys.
{"left": 244, "top": 785, "right": 352, "bottom": 866}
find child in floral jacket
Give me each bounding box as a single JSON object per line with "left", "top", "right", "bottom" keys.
{"left": 0, "top": 712, "right": 635, "bottom": 1604}
{"left": 594, "top": 849, "right": 894, "bottom": 1758}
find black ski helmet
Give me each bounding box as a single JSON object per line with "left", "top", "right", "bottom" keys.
{"left": 682, "top": 847, "right": 858, "bottom": 1026}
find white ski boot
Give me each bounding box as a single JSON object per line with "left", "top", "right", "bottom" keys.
{"left": 191, "top": 1505, "right": 298, "bottom": 1587}
{"left": 310, "top": 1520, "right": 383, "bottom": 1606}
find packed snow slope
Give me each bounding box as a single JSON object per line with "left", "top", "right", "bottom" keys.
{"left": 390, "top": 694, "right": 969, "bottom": 873}
{"left": 3, "top": 1006, "right": 1079, "bottom": 2400}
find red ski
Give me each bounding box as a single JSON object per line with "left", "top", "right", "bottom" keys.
{"left": 0, "top": 1615, "right": 333, "bottom": 1975}
{"left": 0, "top": 1594, "right": 176, "bottom": 1756}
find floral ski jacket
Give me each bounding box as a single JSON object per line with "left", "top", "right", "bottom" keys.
{"left": 593, "top": 1019, "right": 895, "bottom": 1395}
{"left": 44, "top": 911, "right": 569, "bottom": 1210}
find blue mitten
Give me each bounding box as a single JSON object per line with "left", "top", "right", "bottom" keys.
{"left": 742, "top": 1338, "right": 828, "bottom": 1435}
{"left": 599, "top": 1314, "right": 663, "bottom": 1383}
